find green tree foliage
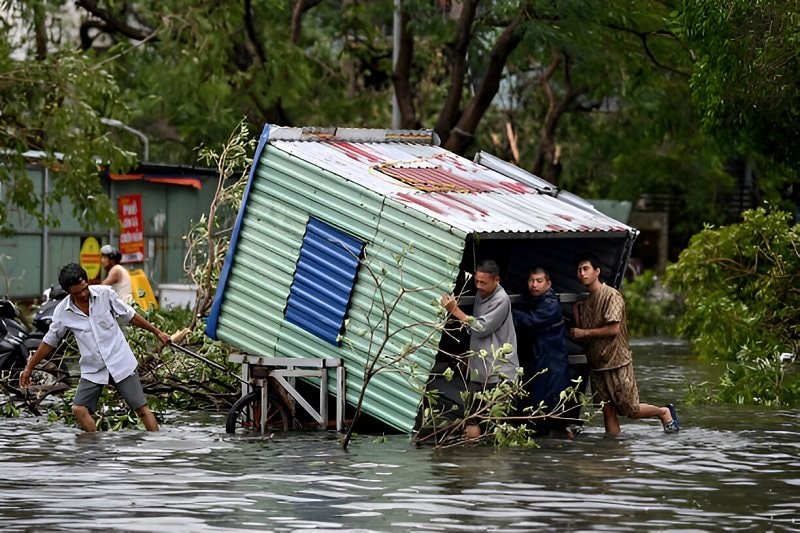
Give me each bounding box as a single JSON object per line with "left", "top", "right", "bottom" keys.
{"left": 666, "top": 208, "right": 800, "bottom": 405}
{"left": 621, "top": 270, "right": 682, "bottom": 337}
{"left": 1, "top": 0, "right": 794, "bottom": 248}
{"left": 678, "top": 0, "right": 800, "bottom": 201}
{"left": 0, "top": 1, "right": 732, "bottom": 238}
{"left": 394, "top": 0, "right": 738, "bottom": 243}
{"left": 0, "top": 4, "right": 135, "bottom": 232}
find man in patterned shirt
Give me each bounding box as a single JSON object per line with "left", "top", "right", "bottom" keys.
{"left": 570, "top": 256, "right": 679, "bottom": 434}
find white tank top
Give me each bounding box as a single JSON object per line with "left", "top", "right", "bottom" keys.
{"left": 110, "top": 264, "right": 133, "bottom": 302}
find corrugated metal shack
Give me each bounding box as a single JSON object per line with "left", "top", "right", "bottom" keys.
{"left": 206, "top": 125, "right": 638, "bottom": 434}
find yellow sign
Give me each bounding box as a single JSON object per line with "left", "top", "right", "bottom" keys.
{"left": 79, "top": 236, "right": 102, "bottom": 280}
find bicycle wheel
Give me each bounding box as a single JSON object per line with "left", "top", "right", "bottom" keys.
{"left": 225, "top": 390, "right": 290, "bottom": 434}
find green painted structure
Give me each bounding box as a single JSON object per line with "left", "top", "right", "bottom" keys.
{"left": 208, "top": 145, "right": 465, "bottom": 432}
{"left": 0, "top": 161, "right": 218, "bottom": 299}
{"left": 207, "top": 125, "right": 638, "bottom": 434}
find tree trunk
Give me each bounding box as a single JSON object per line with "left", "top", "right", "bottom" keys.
{"left": 532, "top": 50, "right": 581, "bottom": 185}
{"left": 442, "top": 13, "right": 526, "bottom": 154}
{"left": 393, "top": 8, "right": 419, "bottom": 128}
{"left": 32, "top": 3, "right": 48, "bottom": 60}
{"left": 290, "top": 0, "right": 324, "bottom": 44}
{"left": 434, "top": 0, "right": 479, "bottom": 143}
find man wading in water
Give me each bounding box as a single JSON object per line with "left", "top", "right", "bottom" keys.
{"left": 570, "top": 256, "right": 679, "bottom": 435}
{"left": 441, "top": 260, "right": 520, "bottom": 438}
{"left": 20, "top": 263, "right": 170, "bottom": 432}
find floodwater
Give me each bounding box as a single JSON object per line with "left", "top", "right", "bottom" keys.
{"left": 1, "top": 340, "right": 799, "bottom": 532}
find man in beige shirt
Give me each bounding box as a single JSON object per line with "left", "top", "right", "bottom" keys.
{"left": 570, "top": 256, "right": 679, "bottom": 435}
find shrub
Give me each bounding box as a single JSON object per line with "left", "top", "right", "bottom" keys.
{"left": 665, "top": 208, "right": 800, "bottom": 405}
{"left": 622, "top": 270, "right": 683, "bottom": 337}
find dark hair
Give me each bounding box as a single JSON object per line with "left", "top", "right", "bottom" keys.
{"left": 575, "top": 253, "right": 601, "bottom": 270}
{"left": 475, "top": 259, "right": 500, "bottom": 277}
{"left": 528, "top": 266, "right": 550, "bottom": 280}
{"left": 58, "top": 263, "right": 88, "bottom": 292}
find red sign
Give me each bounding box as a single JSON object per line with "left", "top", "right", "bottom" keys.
{"left": 118, "top": 194, "right": 145, "bottom": 263}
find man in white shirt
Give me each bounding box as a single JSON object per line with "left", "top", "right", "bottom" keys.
{"left": 20, "top": 263, "right": 170, "bottom": 432}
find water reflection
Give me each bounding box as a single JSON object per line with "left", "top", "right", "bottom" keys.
{"left": 0, "top": 342, "right": 798, "bottom": 531}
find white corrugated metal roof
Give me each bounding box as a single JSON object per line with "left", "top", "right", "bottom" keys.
{"left": 267, "top": 126, "right": 634, "bottom": 236}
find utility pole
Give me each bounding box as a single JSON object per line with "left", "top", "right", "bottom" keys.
{"left": 392, "top": 0, "right": 401, "bottom": 129}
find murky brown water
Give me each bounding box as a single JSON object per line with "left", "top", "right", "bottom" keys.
{"left": 1, "top": 340, "right": 798, "bottom": 531}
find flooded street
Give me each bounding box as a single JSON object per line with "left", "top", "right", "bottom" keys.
{"left": 1, "top": 340, "right": 798, "bottom": 532}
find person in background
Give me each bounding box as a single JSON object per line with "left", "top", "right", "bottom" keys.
{"left": 20, "top": 263, "right": 170, "bottom": 432}
{"left": 570, "top": 255, "right": 679, "bottom": 435}
{"left": 512, "top": 267, "right": 573, "bottom": 435}
{"left": 100, "top": 244, "right": 132, "bottom": 302}
{"left": 441, "top": 259, "right": 520, "bottom": 438}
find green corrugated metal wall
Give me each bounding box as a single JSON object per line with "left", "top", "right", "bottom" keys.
{"left": 0, "top": 166, "right": 215, "bottom": 298}
{"left": 214, "top": 145, "right": 465, "bottom": 432}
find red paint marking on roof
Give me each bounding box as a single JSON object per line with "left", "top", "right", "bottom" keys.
{"left": 381, "top": 166, "right": 495, "bottom": 193}
{"left": 438, "top": 154, "right": 472, "bottom": 173}
{"left": 496, "top": 180, "right": 534, "bottom": 194}
{"left": 377, "top": 159, "right": 535, "bottom": 195}
{"left": 395, "top": 192, "right": 448, "bottom": 215}
{"left": 395, "top": 191, "right": 486, "bottom": 220}
{"left": 557, "top": 214, "right": 574, "bottom": 222}
{"left": 546, "top": 224, "right": 567, "bottom": 231}
{"left": 329, "top": 141, "right": 384, "bottom": 163}
{"left": 430, "top": 192, "right": 486, "bottom": 218}
{"left": 438, "top": 154, "right": 534, "bottom": 194}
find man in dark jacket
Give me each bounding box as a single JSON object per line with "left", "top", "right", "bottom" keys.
{"left": 512, "top": 267, "right": 572, "bottom": 434}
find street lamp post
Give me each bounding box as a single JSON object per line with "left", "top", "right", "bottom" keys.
{"left": 99, "top": 117, "right": 150, "bottom": 253}
{"left": 100, "top": 117, "right": 149, "bottom": 161}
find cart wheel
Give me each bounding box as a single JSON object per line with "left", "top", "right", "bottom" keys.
{"left": 225, "top": 390, "right": 290, "bottom": 434}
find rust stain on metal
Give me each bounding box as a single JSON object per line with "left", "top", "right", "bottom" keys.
{"left": 329, "top": 141, "right": 383, "bottom": 163}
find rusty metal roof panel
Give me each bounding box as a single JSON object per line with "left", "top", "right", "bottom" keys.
{"left": 268, "top": 131, "right": 633, "bottom": 236}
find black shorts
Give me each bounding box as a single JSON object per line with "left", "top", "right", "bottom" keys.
{"left": 73, "top": 372, "right": 148, "bottom": 413}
